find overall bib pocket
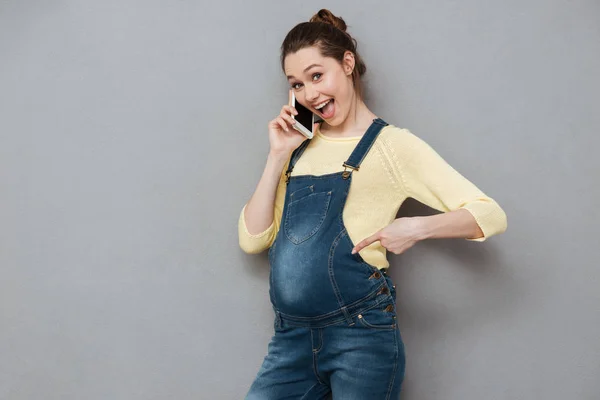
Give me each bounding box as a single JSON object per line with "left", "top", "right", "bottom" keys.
{"left": 284, "top": 190, "right": 332, "bottom": 244}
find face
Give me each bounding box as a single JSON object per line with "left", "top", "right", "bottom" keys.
{"left": 284, "top": 46, "right": 355, "bottom": 127}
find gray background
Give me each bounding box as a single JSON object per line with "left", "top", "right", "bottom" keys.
{"left": 1, "top": 0, "right": 598, "bottom": 399}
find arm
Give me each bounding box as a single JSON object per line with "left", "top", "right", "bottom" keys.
{"left": 396, "top": 130, "right": 507, "bottom": 241}
{"left": 352, "top": 209, "right": 485, "bottom": 255}
{"left": 414, "top": 208, "right": 484, "bottom": 240}
{"left": 238, "top": 152, "right": 289, "bottom": 254}
{"left": 352, "top": 129, "right": 507, "bottom": 255}
{"left": 244, "top": 151, "right": 288, "bottom": 235}
{"left": 238, "top": 95, "right": 308, "bottom": 254}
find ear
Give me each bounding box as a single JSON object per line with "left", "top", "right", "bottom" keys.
{"left": 342, "top": 51, "right": 355, "bottom": 76}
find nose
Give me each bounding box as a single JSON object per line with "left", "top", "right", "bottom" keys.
{"left": 304, "top": 85, "right": 319, "bottom": 104}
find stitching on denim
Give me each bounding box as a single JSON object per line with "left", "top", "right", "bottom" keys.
{"left": 287, "top": 190, "right": 328, "bottom": 207}
{"left": 358, "top": 317, "right": 395, "bottom": 330}
{"left": 335, "top": 178, "right": 351, "bottom": 229}
{"left": 268, "top": 240, "right": 277, "bottom": 308}
{"left": 385, "top": 324, "right": 400, "bottom": 400}
{"left": 311, "top": 328, "right": 324, "bottom": 353}
{"left": 335, "top": 179, "right": 380, "bottom": 274}
{"left": 319, "top": 329, "right": 324, "bottom": 353}
{"left": 273, "top": 311, "right": 282, "bottom": 330}
{"left": 341, "top": 227, "right": 379, "bottom": 273}
{"left": 341, "top": 306, "right": 354, "bottom": 326}
{"left": 288, "top": 184, "right": 314, "bottom": 199}
{"left": 300, "top": 382, "right": 322, "bottom": 400}
{"left": 336, "top": 180, "right": 386, "bottom": 274}
{"left": 337, "top": 179, "right": 351, "bottom": 223}
{"left": 284, "top": 192, "right": 332, "bottom": 245}
{"left": 358, "top": 311, "right": 396, "bottom": 330}
{"left": 328, "top": 229, "right": 348, "bottom": 310}
{"left": 277, "top": 288, "right": 390, "bottom": 330}
{"left": 288, "top": 171, "right": 344, "bottom": 181}
{"left": 310, "top": 330, "right": 325, "bottom": 385}
{"left": 277, "top": 281, "right": 386, "bottom": 322}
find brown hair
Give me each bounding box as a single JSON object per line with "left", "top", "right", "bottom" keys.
{"left": 281, "top": 9, "right": 367, "bottom": 99}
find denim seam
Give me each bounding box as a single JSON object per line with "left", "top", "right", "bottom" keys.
{"left": 277, "top": 281, "right": 386, "bottom": 322}
{"left": 328, "top": 229, "right": 349, "bottom": 311}
{"left": 274, "top": 311, "right": 282, "bottom": 329}
{"left": 385, "top": 324, "right": 400, "bottom": 400}
{"left": 300, "top": 383, "right": 322, "bottom": 400}
{"left": 337, "top": 177, "right": 351, "bottom": 229}
{"left": 342, "top": 228, "right": 378, "bottom": 272}
{"left": 287, "top": 171, "right": 344, "bottom": 181}
{"left": 278, "top": 292, "right": 390, "bottom": 329}
{"left": 335, "top": 183, "right": 380, "bottom": 275}
{"left": 310, "top": 329, "right": 325, "bottom": 385}
{"left": 357, "top": 312, "right": 396, "bottom": 330}
{"left": 316, "top": 328, "right": 324, "bottom": 353}
{"left": 268, "top": 240, "right": 278, "bottom": 309}
{"left": 288, "top": 184, "right": 314, "bottom": 198}
{"left": 288, "top": 190, "right": 329, "bottom": 207}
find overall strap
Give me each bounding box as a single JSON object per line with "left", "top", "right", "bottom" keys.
{"left": 342, "top": 118, "right": 388, "bottom": 179}
{"left": 285, "top": 139, "right": 311, "bottom": 183}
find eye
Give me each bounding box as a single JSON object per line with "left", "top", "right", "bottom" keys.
{"left": 312, "top": 73, "right": 322, "bottom": 81}
{"left": 291, "top": 82, "right": 303, "bottom": 90}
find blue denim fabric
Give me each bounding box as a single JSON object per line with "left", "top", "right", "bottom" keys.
{"left": 247, "top": 119, "right": 406, "bottom": 400}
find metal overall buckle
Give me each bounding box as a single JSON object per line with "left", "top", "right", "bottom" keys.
{"left": 342, "top": 162, "right": 359, "bottom": 179}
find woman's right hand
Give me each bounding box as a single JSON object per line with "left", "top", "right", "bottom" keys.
{"left": 268, "top": 94, "right": 309, "bottom": 158}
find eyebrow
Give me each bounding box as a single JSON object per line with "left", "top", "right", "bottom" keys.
{"left": 286, "top": 64, "right": 323, "bottom": 80}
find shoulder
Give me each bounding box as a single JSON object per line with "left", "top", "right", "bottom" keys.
{"left": 377, "top": 124, "right": 430, "bottom": 153}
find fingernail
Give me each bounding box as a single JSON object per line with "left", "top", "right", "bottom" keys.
{"left": 351, "top": 249, "right": 356, "bottom": 254}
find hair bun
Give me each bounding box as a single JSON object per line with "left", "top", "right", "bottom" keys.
{"left": 309, "top": 9, "right": 347, "bottom": 32}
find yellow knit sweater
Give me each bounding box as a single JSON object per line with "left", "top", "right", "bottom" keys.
{"left": 238, "top": 124, "right": 507, "bottom": 269}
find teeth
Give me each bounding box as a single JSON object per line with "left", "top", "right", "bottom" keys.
{"left": 315, "top": 99, "right": 331, "bottom": 110}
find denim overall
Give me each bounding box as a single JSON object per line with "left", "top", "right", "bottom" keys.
{"left": 246, "top": 119, "right": 406, "bottom": 400}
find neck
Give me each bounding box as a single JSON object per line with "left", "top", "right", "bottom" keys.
{"left": 321, "top": 92, "right": 377, "bottom": 137}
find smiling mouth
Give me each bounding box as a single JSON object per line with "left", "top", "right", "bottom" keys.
{"left": 315, "top": 99, "right": 335, "bottom": 119}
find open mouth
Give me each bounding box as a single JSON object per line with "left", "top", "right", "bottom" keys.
{"left": 315, "top": 99, "right": 335, "bottom": 119}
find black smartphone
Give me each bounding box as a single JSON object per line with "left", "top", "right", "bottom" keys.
{"left": 291, "top": 92, "right": 314, "bottom": 139}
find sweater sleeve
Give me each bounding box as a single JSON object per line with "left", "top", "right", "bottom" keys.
{"left": 238, "top": 159, "right": 289, "bottom": 254}
{"left": 389, "top": 129, "right": 507, "bottom": 241}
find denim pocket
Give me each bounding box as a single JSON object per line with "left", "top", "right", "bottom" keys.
{"left": 289, "top": 184, "right": 315, "bottom": 200}
{"left": 357, "top": 299, "right": 397, "bottom": 330}
{"left": 284, "top": 190, "right": 332, "bottom": 244}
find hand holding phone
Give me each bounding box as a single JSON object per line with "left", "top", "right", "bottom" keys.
{"left": 267, "top": 91, "right": 310, "bottom": 157}
{"left": 290, "top": 92, "right": 315, "bottom": 139}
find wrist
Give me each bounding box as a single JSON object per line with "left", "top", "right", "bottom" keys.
{"left": 410, "top": 216, "right": 432, "bottom": 241}
{"left": 268, "top": 150, "right": 290, "bottom": 162}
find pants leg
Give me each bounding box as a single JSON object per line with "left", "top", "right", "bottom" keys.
{"left": 245, "top": 326, "right": 331, "bottom": 400}
{"left": 319, "top": 307, "right": 406, "bottom": 399}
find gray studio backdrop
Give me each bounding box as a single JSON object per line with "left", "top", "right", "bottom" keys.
{"left": 1, "top": 1, "right": 598, "bottom": 399}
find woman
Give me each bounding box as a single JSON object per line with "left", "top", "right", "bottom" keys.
{"left": 238, "top": 9, "right": 507, "bottom": 400}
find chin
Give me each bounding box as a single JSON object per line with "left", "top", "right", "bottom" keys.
{"left": 323, "top": 110, "right": 347, "bottom": 127}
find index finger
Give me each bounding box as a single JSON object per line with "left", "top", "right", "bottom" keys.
{"left": 351, "top": 232, "right": 381, "bottom": 254}
{"left": 288, "top": 89, "right": 293, "bottom": 106}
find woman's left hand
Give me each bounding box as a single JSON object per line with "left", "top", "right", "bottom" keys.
{"left": 351, "top": 217, "right": 425, "bottom": 255}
